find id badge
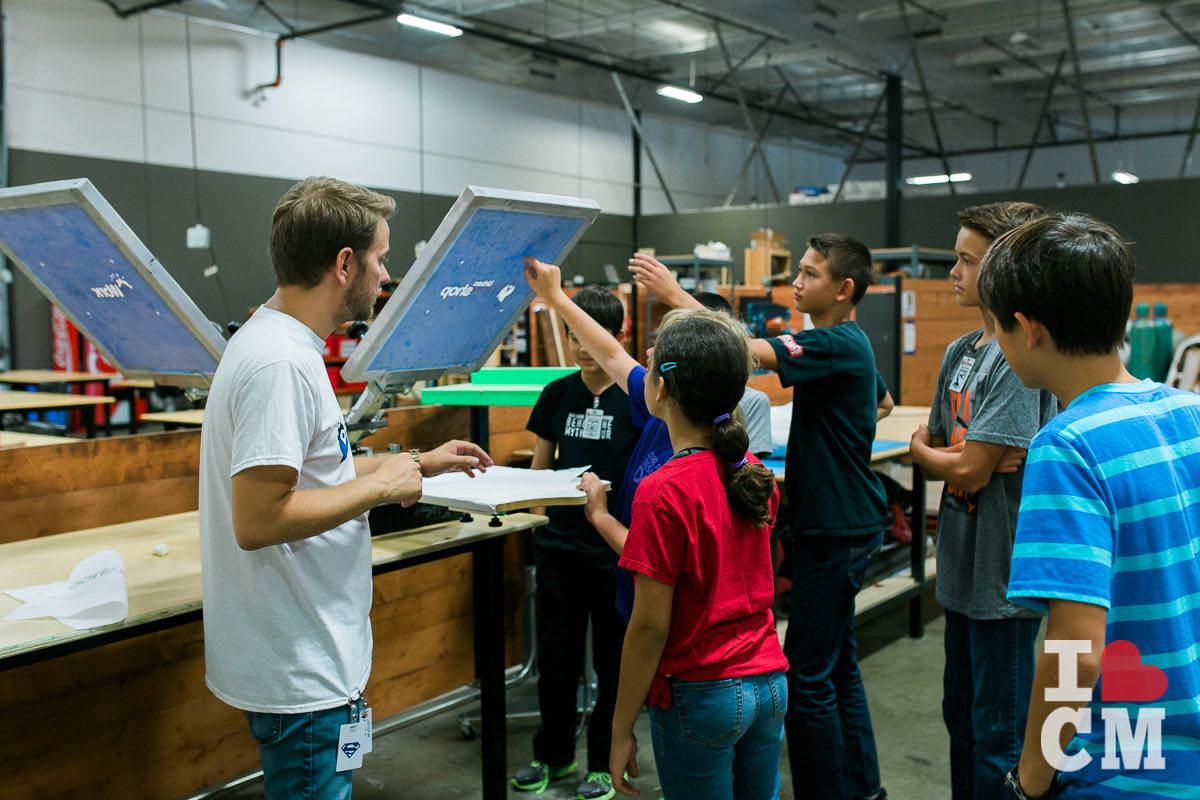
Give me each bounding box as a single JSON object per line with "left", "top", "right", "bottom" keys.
{"left": 948, "top": 355, "right": 976, "bottom": 393}
{"left": 336, "top": 721, "right": 367, "bottom": 771}
{"left": 581, "top": 408, "right": 605, "bottom": 440}
{"left": 361, "top": 705, "right": 373, "bottom": 755}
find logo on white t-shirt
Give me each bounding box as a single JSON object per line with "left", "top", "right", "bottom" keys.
{"left": 337, "top": 421, "right": 349, "bottom": 462}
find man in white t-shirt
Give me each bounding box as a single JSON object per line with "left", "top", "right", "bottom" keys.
{"left": 199, "top": 176, "right": 492, "bottom": 799}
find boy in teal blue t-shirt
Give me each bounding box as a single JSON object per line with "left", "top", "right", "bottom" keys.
{"left": 979, "top": 213, "right": 1200, "bottom": 799}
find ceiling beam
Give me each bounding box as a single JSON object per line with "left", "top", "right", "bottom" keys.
{"left": 1017, "top": 52, "right": 1066, "bottom": 190}
{"left": 1061, "top": 0, "right": 1101, "bottom": 183}
{"left": 897, "top": 1, "right": 955, "bottom": 194}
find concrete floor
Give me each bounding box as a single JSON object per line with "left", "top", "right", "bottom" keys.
{"left": 219, "top": 594, "right": 951, "bottom": 800}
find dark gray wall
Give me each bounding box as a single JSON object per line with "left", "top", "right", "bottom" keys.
{"left": 639, "top": 178, "right": 1200, "bottom": 285}
{"left": 8, "top": 150, "right": 633, "bottom": 367}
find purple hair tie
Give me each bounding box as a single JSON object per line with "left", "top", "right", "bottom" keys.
{"left": 732, "top": 456, "right": 749, "bottom": 469}
{"left": 712, "top": 413, "right": 732, "bottom": 425}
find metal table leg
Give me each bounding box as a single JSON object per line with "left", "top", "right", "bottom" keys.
{"left": 474, "top": 535, "right": 507, "bottom": 800}
{"left": 471, "top": 406, "right": 490, "bottom": 449}
{"left": 908, "top": 463, "right": 927, "bottom": 638}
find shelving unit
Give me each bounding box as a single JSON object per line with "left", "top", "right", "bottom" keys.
{"left": 744, "top": 229, "right": 791, "bottom": 286}
{"left": 872, "top": 245, "right": 957, "bottom": 279}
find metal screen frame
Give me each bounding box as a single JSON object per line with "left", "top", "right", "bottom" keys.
{"left": 0, "top": 179, "right": 226, "bottom": 387}
{"left": 342, "top": 185, "right": 599, "bottom": 384}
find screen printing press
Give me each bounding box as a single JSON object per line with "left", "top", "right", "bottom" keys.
{"left": 0, "top": 179, "right": 602, "bottom": 800}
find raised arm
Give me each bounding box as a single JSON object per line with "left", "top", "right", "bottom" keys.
{"left": 749, "top": 338, "right": 780, "bottom": 372}
{"left": 628, "top": 254, "right": 702, "bottom": 311}
{"left": 524, "top": 257, "right": 639, "bottom": 393}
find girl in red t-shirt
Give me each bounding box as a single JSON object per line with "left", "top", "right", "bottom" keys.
{"left": 610, "top": 309, "right": 789, "bottom": 800}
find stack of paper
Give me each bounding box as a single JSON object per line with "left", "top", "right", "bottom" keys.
{"left": 420, "top": 465, "right": 607, "bottom": 515}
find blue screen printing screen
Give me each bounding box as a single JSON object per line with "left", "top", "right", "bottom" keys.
{"left": 365, "top": 208, "right": 587, "bottom": 374}
{"left": 0, "top": 203, "right": 220, "bottom": 375}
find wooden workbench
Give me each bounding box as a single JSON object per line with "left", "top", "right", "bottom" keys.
{"left": 138, "top": 408, "right": 206, "bottom": 428}
{"left": 0, "top": 510, "right": 542, "bottom": 668}
{"left": 0, "top": 430, "right": 80, "bottom": 448}
{"left": 0, "top": 369, "right": 116, "bottom": 385}
{"left": 0, "top": 427, "right": 540, "bottom": 799}
{"left": 0, "top": 389, "right": 114, "bottom": 437}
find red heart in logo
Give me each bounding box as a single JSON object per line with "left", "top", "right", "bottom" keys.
{"left": 1100, "top": 640, "right": 1168, "bottom": 703}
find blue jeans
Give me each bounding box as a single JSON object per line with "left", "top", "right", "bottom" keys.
{"left": 784, "top": 531, "right": 883, "bottom": 800}
{"left": 245, "top": 697, "right": 365, "bottom": 800}
{"left": 943, "top": 610, "right": 1041, "bottom": 800}
{"left": 649, "top": 672, "right": 788, "bottom": 800}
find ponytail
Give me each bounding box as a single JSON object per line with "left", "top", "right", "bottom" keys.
{"left": 710, "top": 414, "right": 775, "bottom": 527}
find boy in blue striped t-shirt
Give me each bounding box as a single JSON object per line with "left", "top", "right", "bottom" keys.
{"left": 978, "top": 212, "right": 1200, "bottom": 799}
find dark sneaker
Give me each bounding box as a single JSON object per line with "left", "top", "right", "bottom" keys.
{"left": 576, "top": 771, "right": 616, "bottom": 800}
{"left": 511, "top": 760, "right": 578, "bottom": 793}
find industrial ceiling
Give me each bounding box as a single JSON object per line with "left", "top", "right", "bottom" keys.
{"left": 98, "top": 0, "right": 1200, "bottom": 175}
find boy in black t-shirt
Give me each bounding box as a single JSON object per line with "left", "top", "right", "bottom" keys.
{"left": 761, "top": 236, "right": 890, "bottom": 800}
{"left": 514, "top": 286, "right": 638, "bottom": 800}
{"left": 632, "top": 238, "right": 892, "bottom": 800}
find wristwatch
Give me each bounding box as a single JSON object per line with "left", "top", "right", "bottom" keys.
{"left": 1005, "top": 765, "right": 1057, "bottom": 800}
{"left": 409, "top": 448, "right": 421, "bottom": 464}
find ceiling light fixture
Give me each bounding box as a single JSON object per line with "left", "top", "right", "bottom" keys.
{"left": 397, "top": 13, "right": 463, "bottom": 37}
{"left": 906, "top": 172, "right": 972, "bottom": 186}
{"left": 656, "top": 85, "right": 703, "bottom": 104}
{"left": 1112, "top": 170, "right": 1140, "bottom": 184}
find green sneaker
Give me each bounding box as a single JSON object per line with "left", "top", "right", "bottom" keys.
{"left": 511, "top": 760, "right": 578, "bottom": 793}
{"left": 576, "top": 771, "right": 616, "bottom": 800}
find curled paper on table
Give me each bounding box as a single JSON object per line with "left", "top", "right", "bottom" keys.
{"left": 4, "top": 549, "right": 128, "bottom": 630}
{"left": 420, "top": 465, "right": 609, "bottom": 515}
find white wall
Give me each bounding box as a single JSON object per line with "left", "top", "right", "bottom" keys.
{"left": 5, "top": 0, "right": 846, "bottom": 217}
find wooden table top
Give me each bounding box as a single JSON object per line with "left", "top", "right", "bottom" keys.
{"left": 139, "top": 409, "right": 205, "bottom": 426}
{"left": 110, "top": 379, "right": 156, "bottom": 390}
{"left": 0, "top": 431, "right": 81, "bottom": 449}
{"left": 875, "top": 404, "right": 931, "bottom": 443}
{"left": 0, "top": 510, "right": 545, "bottom": 662}
{"left": 0, "top": 390, "right": 114, "bottom": 412}
{"left": 0, "top": 370, "right": 116, "bottom": 385}
{"left": 766, "top": 405, "right": 930, "bottom": 481}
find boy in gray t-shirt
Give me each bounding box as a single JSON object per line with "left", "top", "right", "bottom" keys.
{"left": 909, "top": 202, "right": 1056, "bottom": 800}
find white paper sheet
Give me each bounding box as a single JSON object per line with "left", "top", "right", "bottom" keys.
{"left": 420, "top": 465, "right": 605, "bottom": 515}
{"left": 770, "top": 401, "right": 793, "bottom": 449}
{"left": 4, "top": 549, "right": 129, "bottom": 630}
